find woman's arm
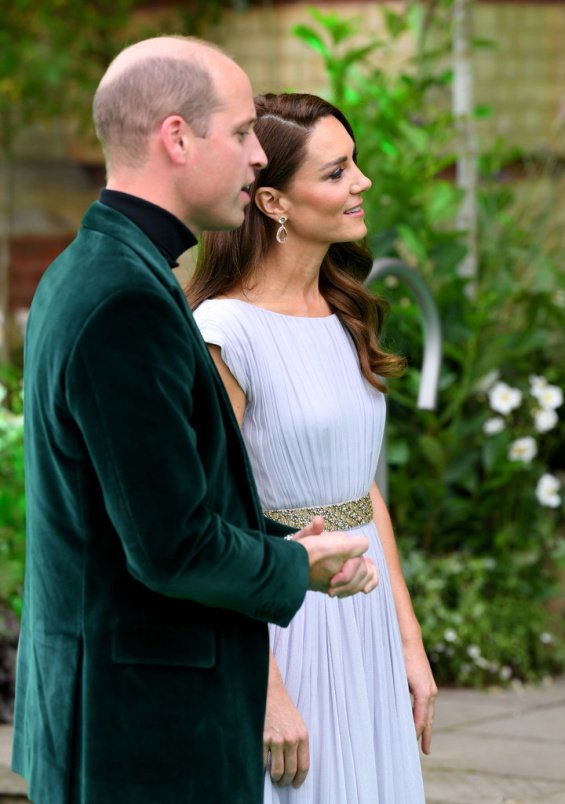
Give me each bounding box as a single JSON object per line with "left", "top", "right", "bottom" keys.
{"left": 369, "top": 481, "right": 438, "bottom": 754}
{"left": 207, "top": 344, "right": 247, "bottom": 425}
{"left": 207, "top": 343, "right": 311, "bottom": 787}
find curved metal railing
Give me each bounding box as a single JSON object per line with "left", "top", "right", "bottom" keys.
{"left": 365, "top": 257, "right": 443, "bottom": 499}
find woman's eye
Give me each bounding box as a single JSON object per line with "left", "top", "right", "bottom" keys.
{"left": 329, "top": 167, "right": 344, "bottom": 180}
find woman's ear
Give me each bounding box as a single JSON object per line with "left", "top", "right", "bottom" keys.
{"left": 254, "top": 187, "right": 288, "bottom": 220}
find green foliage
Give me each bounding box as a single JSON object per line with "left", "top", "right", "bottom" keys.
{"left": 0, "top": 0, "right": 255, "bottom": 147}
{"left": 401, "top": 542, "right": 565, "bottom": 687}
{"left": 295, "top": 3, "right": 565, "bottom": 686}
{"left": 0, "top": 366, "right": 25, "bottom": 624}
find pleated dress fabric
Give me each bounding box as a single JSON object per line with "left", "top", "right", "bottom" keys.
{"left": 194, "top": 299, "right": 425, "bottom": 804}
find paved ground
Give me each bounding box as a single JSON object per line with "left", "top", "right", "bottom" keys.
{"left": 1, "top": 678, "right": 564, "bottom": 802}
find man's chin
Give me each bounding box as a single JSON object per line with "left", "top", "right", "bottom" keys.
{"left": 203, "top": 211, "right": 246, "bottom": 232}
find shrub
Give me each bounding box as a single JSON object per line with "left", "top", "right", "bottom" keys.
{"left": 294, "top": 2, "right": 565, "bottom": 686}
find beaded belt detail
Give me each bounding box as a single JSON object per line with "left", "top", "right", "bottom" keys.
{"left": 264, "top": 493, "right": 373, "bottom": 531}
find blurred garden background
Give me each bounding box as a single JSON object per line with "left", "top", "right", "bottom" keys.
{"left": 1, "top": 0, "right": 564, "bottom": 722}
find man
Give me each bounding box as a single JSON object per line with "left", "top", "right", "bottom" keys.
{"left": 12, "top": 36, "right": 375, "bottom": 803}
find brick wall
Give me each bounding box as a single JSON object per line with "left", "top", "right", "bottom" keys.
{"left": 474, "top": 3, "right": 565, "bottom": 151}
{"left": 207, "top": 1, "right": 565, "bottom": 154}
{"left": 3, "top": 0, "right": 563, "bottom": 332}
{"left": 9, "top": 235, "right": 74, "bottom": 312}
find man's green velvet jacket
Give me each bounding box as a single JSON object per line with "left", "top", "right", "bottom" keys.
{"left": 12, "top": 202, "right": 309, "bottom": 803}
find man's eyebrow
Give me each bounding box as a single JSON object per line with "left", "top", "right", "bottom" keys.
{"left": 234, "top": 117, "right": 257, "bottom": 130}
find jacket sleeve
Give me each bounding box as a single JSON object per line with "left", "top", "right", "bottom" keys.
{"left": 65, "top": 287, "right": 309, "bottom": 626}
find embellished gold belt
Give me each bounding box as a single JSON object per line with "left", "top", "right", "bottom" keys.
{"left": 264, "top": 493, "right": 373, "bottom": 531}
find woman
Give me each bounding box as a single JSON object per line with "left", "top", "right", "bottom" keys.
{"left": 188, "top": 93, "right": 436, "bottom": 803}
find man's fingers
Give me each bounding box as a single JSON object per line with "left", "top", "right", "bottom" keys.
{"left": 343, "top": 535, "right": 370, "bottom": 557}
{"left": 329, "top": 555, "right": 378, "bottom": 598}
{"left": 293, "top": 516, "right": 325, "bottom": 540}
{"left": 331, "top": 555, "right": 375, "bottom": 588}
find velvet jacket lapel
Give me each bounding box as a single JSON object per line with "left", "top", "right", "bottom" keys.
{"left": 82, "top": 201, "right": 265, "bottom": 530}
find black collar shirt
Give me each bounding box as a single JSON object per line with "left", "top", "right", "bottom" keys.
{"left": 100, "top": 189, "right": 197, "bottom": 268}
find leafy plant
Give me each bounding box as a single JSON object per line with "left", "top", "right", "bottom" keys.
{"left": 294, "top": 3, "right": 565, "bottom": 686}
{"left": 0, "top": 366, "right": 25, "bottom": 621}
{"left": 401, "top": 542, "right": 565, "bottom": 687}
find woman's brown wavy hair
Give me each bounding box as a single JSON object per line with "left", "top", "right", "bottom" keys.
{"left": 187, "top": 92, "right": 405, "bottom": 391}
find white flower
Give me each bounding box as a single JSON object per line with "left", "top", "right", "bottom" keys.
{"left": 529, "top": 374, "right": 548, "bottom": 394}
{"left": 508, "top": 436, "right": 537, "bottom": 463}
{"left": 467, "top": 644, "right": 481, "bottom": 659}
{"left": 534, "top": 408, "right": 558, "bottom": 433}
{"left": 532, "top": 384, "right": 563, "bottom": 411}
{"left": 499, "top": 666, "right": 512, "bottom": 681}
{"left": 540, "top": 632, "right": 553, "bottom": 644}
{"left": 475, "top": 370, "right": 500, "bottom": 394}
{"left": 443, "top": 628, "right": 457, "bottom": 643}
{"left": 535, "top": 474, "right": 561, "bottom": 508}
{"left": 0, "top": 384, "right": 6, "bottom": 405}
{"left": 554, "top": 289, "right": 565, "bottom": 308}
{"left": 483, "top": 416, "right": 505, "bottom": 435}
{"left": 488, "top": 381, "right": 522, "bottom": 415}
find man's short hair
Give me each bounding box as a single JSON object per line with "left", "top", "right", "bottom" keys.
{"left": 93, "top": 56, "right": 221, "bottom": 169}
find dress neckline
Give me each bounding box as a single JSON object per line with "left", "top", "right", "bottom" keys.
{"left": 210, "top": 297, "right": 337, "bottom": 321}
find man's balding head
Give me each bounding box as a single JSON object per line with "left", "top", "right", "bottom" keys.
{"left": 93, "top": 36, "right": 237, "bottom": 171}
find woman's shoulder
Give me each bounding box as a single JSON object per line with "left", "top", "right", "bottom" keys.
{"left": 194, "top": 296, "right": 251, "bottom": 316}
{"left": 193, "top": 298, "right": 259, "bottom": 345}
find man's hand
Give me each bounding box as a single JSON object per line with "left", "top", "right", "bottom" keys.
{"left": 291, "top": 516, "right": 376, "bottom": 597}
{"left": 294, "top": 515, "right": 325, "bottom": 539}
{"left": 294, "top": 536, "right": 370, "bottom": 595}
{"left": 328, "top": 555, "right": 378, "bottom": 597}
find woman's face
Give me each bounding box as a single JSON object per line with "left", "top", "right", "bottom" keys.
{"left": 280, "top": 115, "right": 372, "bottom": 246}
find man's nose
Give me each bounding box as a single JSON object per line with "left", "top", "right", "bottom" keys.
{"left": 250, "top": 131, "right": 268, "bottom": 169}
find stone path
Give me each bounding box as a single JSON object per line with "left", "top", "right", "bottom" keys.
{"left": 423, "top": 678, "right": 565, "bottom": 803}
{"left": 1, "top": 678, "right": 564, "bottom": 802}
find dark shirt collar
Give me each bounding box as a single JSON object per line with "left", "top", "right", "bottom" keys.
{"left": 100, "top": 189, "right": 197, "bottom": 268}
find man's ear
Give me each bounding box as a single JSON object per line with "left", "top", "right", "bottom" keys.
{"left": 160, "top": 115, "right": 192, "bottom": 165}
{"left": 254, "top": 187, "right": 288, "bottom": 220}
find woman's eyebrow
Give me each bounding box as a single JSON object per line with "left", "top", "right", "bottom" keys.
{"left": 318, "top": 155, "right": 347, "bottom": 171}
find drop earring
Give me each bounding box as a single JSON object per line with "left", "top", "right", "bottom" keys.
{"left": 276, "top": 216, "right": 288, "bottom": 244}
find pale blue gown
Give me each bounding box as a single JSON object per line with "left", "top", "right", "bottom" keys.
{"left": 194, "top": 299, "right": 425, "bottom": 804}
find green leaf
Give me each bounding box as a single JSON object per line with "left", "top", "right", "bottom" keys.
{"left": 387, "top": 440, "right": 410, "bottom": 466}
{"left": 472, "top": 37, "right": 497, "bottom": 50}
{"left": 397, "top": 224, "right": 428, "bottom": 264}
{"left": 384, "top": 9, "right": 407, "bottom": 39}
{"left": 417, "top": 434, "right": 445, "bottom": 470}
{"left": 425, "top": 181, "right": 462, "bottom": 223}
{"left": 292, "top": 24, "right": 329, "bottom": 57}
{"left": 342, "top": 43, "right": 382, "bottom": 67}
{"left": 398, "top": 120, "right": 430, "bottom": 152}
